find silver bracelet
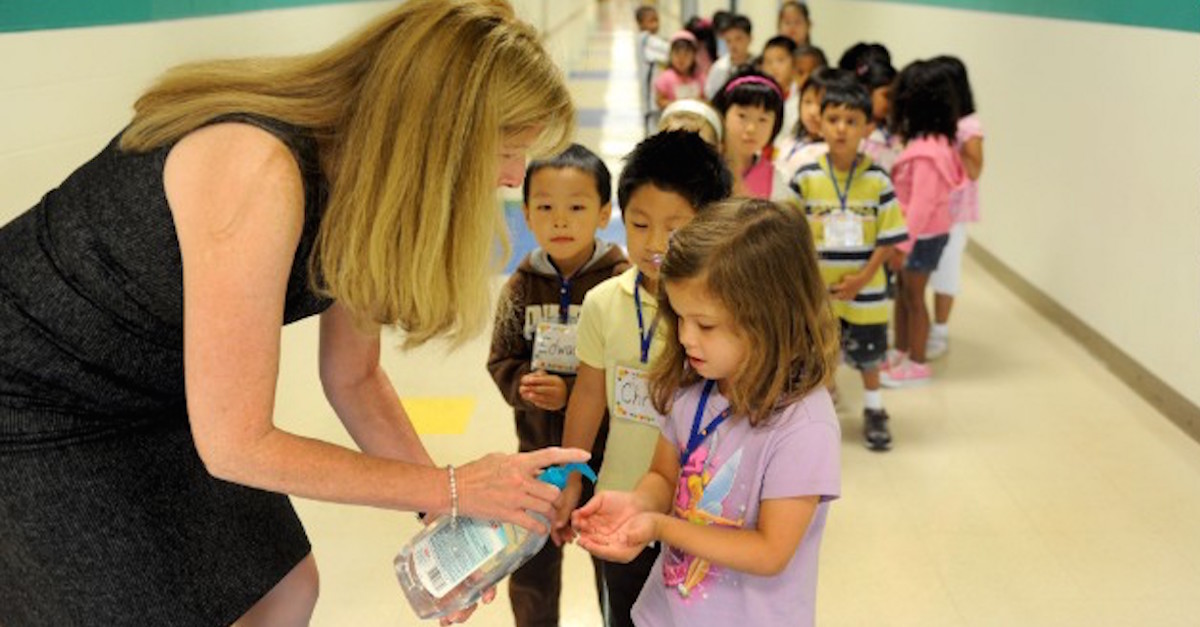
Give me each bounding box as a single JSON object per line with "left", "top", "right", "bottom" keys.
{"left": 448, "top": 465, "right": 458, "bottom": 524}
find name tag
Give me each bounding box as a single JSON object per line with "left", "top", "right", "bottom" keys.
{"left": 824, "top": 210, "right": 864, "bottom": 249}
{"left": 532, "top": 322, "right": 579, "bottom": 374}
{"left": 613, "top": 365, "right": 661, "bottom": 426}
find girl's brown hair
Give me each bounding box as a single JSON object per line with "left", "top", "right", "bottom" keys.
{"left": 648, "top": 198, "right": 839, "bottom": 425}
{"left": 121, "top": 0, "right": 573, "bottom": 347}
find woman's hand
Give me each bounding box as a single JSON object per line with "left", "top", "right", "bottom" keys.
{"left": 437, "top": 587, "right": 496, "bottom": 626}
{"left": 454, "top": 447, "right": 590, "bottom": 534}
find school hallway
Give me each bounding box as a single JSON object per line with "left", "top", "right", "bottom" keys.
{"left": 267, "top": 2, "right": 1200, "bottom": 625}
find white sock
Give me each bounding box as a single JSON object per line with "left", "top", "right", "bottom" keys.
{"left": 931, "top": 323, "right": 949, "bottom": 339}
{"left": 863, "top": 389, "right": 884, "bottom": 411}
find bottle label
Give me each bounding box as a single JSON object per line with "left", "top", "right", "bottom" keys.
{"left": 412, "top": 519, "right": 509, "bottom": 598}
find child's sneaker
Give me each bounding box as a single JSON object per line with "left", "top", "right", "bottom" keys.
{"left": 926, "top": 335, "right": 949, "bottom": 360}
{"left": 883, "top": 349, "right": 906, "bottom": 371}
{"left": 880, "top": 358, "right": 932, "bottom": 388}
{"left": 862, "top": 408, "right": 892, "bottom": 451}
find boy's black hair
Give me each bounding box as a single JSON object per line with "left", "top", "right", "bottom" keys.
{"left": 931, "top": 55, "right": 975, "bottom": 116}
{"left": 722, "top": 14, "right": 752, "bottom": 36}
{"left": 634, "top": 6, "right": 657, "bottom": 25}
{"left": 799, "top": 66, "right": 855, "bottom": 96}
{"left": 617, "top": 131, "right": 732, "bottom": 211}
{"left": 712, "top": 10, "right": 733, "bottom": 32}
{"left": 523, "top": 143, "right": 612, "bottom": 206}
{"left": 838, "top": 42, "right": 891, "bottom": 73}
{"left": 764, "top": 35, "right": 798, "bottom": 56}
{"left": 889, "top": 59, "right": 960, "bottom": 141}
{"left": 796, "top": 67, "right": 856, "bottom": 139}
{"left": 712, "top": 68, "right": 786, "bottom": 142}
{"left": 821, "top": 80, "right": 873, "bottom": 119}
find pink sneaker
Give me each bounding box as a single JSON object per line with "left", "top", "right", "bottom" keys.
{"left": 880, "top": 358, "right": 932, "bottom": 388}
{"left": 883, "top": 349, "right": 906, "bottom": 371}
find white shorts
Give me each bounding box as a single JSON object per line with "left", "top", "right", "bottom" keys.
{"left": 930, "top": 222, "right": 969, "bottom": 296}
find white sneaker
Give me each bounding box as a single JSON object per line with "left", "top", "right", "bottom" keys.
{"left": 926, "top": 336, "right": 949, "bottom": 360}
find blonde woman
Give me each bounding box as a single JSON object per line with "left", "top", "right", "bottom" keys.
{"left": 0, "top": 1, "right": 585, "bottom": 625}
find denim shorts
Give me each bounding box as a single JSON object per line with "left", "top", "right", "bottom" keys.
{"left": 839, "top": 320, "right": 888, "bottom": 371}
{"left": 905, "top": 234, "right": 950, "bottom": 274}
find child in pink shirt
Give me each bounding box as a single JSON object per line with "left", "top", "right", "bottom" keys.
{"left": 927, "top": 56, "right": 984, "bottom": 359}
{"left": 654, "top": 31, "right": 706, "bottom": 109}
{"left": 882, "top": 59, "right": 965, "bottom": 388}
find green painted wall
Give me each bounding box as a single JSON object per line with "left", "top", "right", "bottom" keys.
{"left": 0, "top": 0, "right": 370, "bottom": 34}
{"left": 874, "top": 0, "right": 1199, "bottom": 34}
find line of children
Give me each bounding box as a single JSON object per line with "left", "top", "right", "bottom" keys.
{"left": 573, "top": 199, "right": 842, "bottom": 627}
{"left": 557, "top": 131, "right": 732, "bottom": 627}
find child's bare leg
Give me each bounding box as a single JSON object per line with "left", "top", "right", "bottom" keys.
{"left": 862, "top": 367, "right": 881, "bottom": 392}
{"left": 893, "top": 274, "right": 909, "bottom": 353}
{"left": 934, "top": 292, "right": 954, "bottom": 325}
{"left": 236, "top": 553, "right": 319, "bottom": 627}
{"left": 904, "top": 271, "right": 932, "bottom": 363}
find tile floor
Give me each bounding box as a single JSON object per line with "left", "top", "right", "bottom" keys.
{"left": 276, "top": 2, "right": 1200, "bottom": 625}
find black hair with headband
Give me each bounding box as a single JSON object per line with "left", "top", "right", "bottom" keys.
{"left": 712, "top": 70, "right": 786, "bottom": 142}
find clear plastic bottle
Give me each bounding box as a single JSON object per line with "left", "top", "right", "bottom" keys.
{"left": 395, "top": 462, "right": 598, "bottom": 620}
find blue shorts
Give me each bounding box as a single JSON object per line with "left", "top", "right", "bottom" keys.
{"left": 905, "top": 234, "right": 950, "bottom": 274}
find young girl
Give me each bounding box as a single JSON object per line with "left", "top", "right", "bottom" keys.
{"left": 777, "top": 1, "right": 812, "bottom": 47}
{"left": 926, "top": 55, "right": 984, "bottom": 359}
{"left": 882, "top": 59, "right": 965, "bottom": 387}
{"left": 655, "top": 31, "right": 706, "bottom": 109}
{"left": 711, "top": 71, "right": 788, "bottom": 200}
{"left": 572, "top": 199, "right": 842, "bottom": 626}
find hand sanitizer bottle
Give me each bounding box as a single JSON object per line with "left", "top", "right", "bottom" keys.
{"left": 395, "top": 462, "right": 598, "bottom": 620}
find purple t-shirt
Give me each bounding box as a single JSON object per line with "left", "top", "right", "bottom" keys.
{"left": 631, "top": 382, "right": 841, "bottom": 627}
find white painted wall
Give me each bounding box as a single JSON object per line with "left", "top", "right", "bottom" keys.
{"left": 808, "top": 0, "right": 1200, "bottom": 407}
{"left": 0, "top": 0, "right": 593, "bottom": 223}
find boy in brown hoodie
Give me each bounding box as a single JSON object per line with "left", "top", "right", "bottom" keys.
{"left": 487, "top": 143, "right": 628, "bottom": 627}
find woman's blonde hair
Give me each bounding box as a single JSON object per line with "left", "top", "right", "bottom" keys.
{"left": 649, "top": 198, "right": 839, "bottom": 426}
{"left": 121, "top": 0, "right": 574, "bottom": 347}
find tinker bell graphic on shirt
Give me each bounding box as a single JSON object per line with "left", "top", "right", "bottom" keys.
{"left": 665, "top": 443, "right": 745, "bottom": 598}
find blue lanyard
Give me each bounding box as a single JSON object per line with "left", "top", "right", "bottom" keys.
{"left": 681, "top": 379, "right": 731, "bottom": 466}
{"left": 553, "top": 271, "right": 573, "bottom": 325}
{"left": 826, "top": 154, "right": 860, "bottom": 212}
{"left": 634, "top": 272, "right": 658, "bottom": 364}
